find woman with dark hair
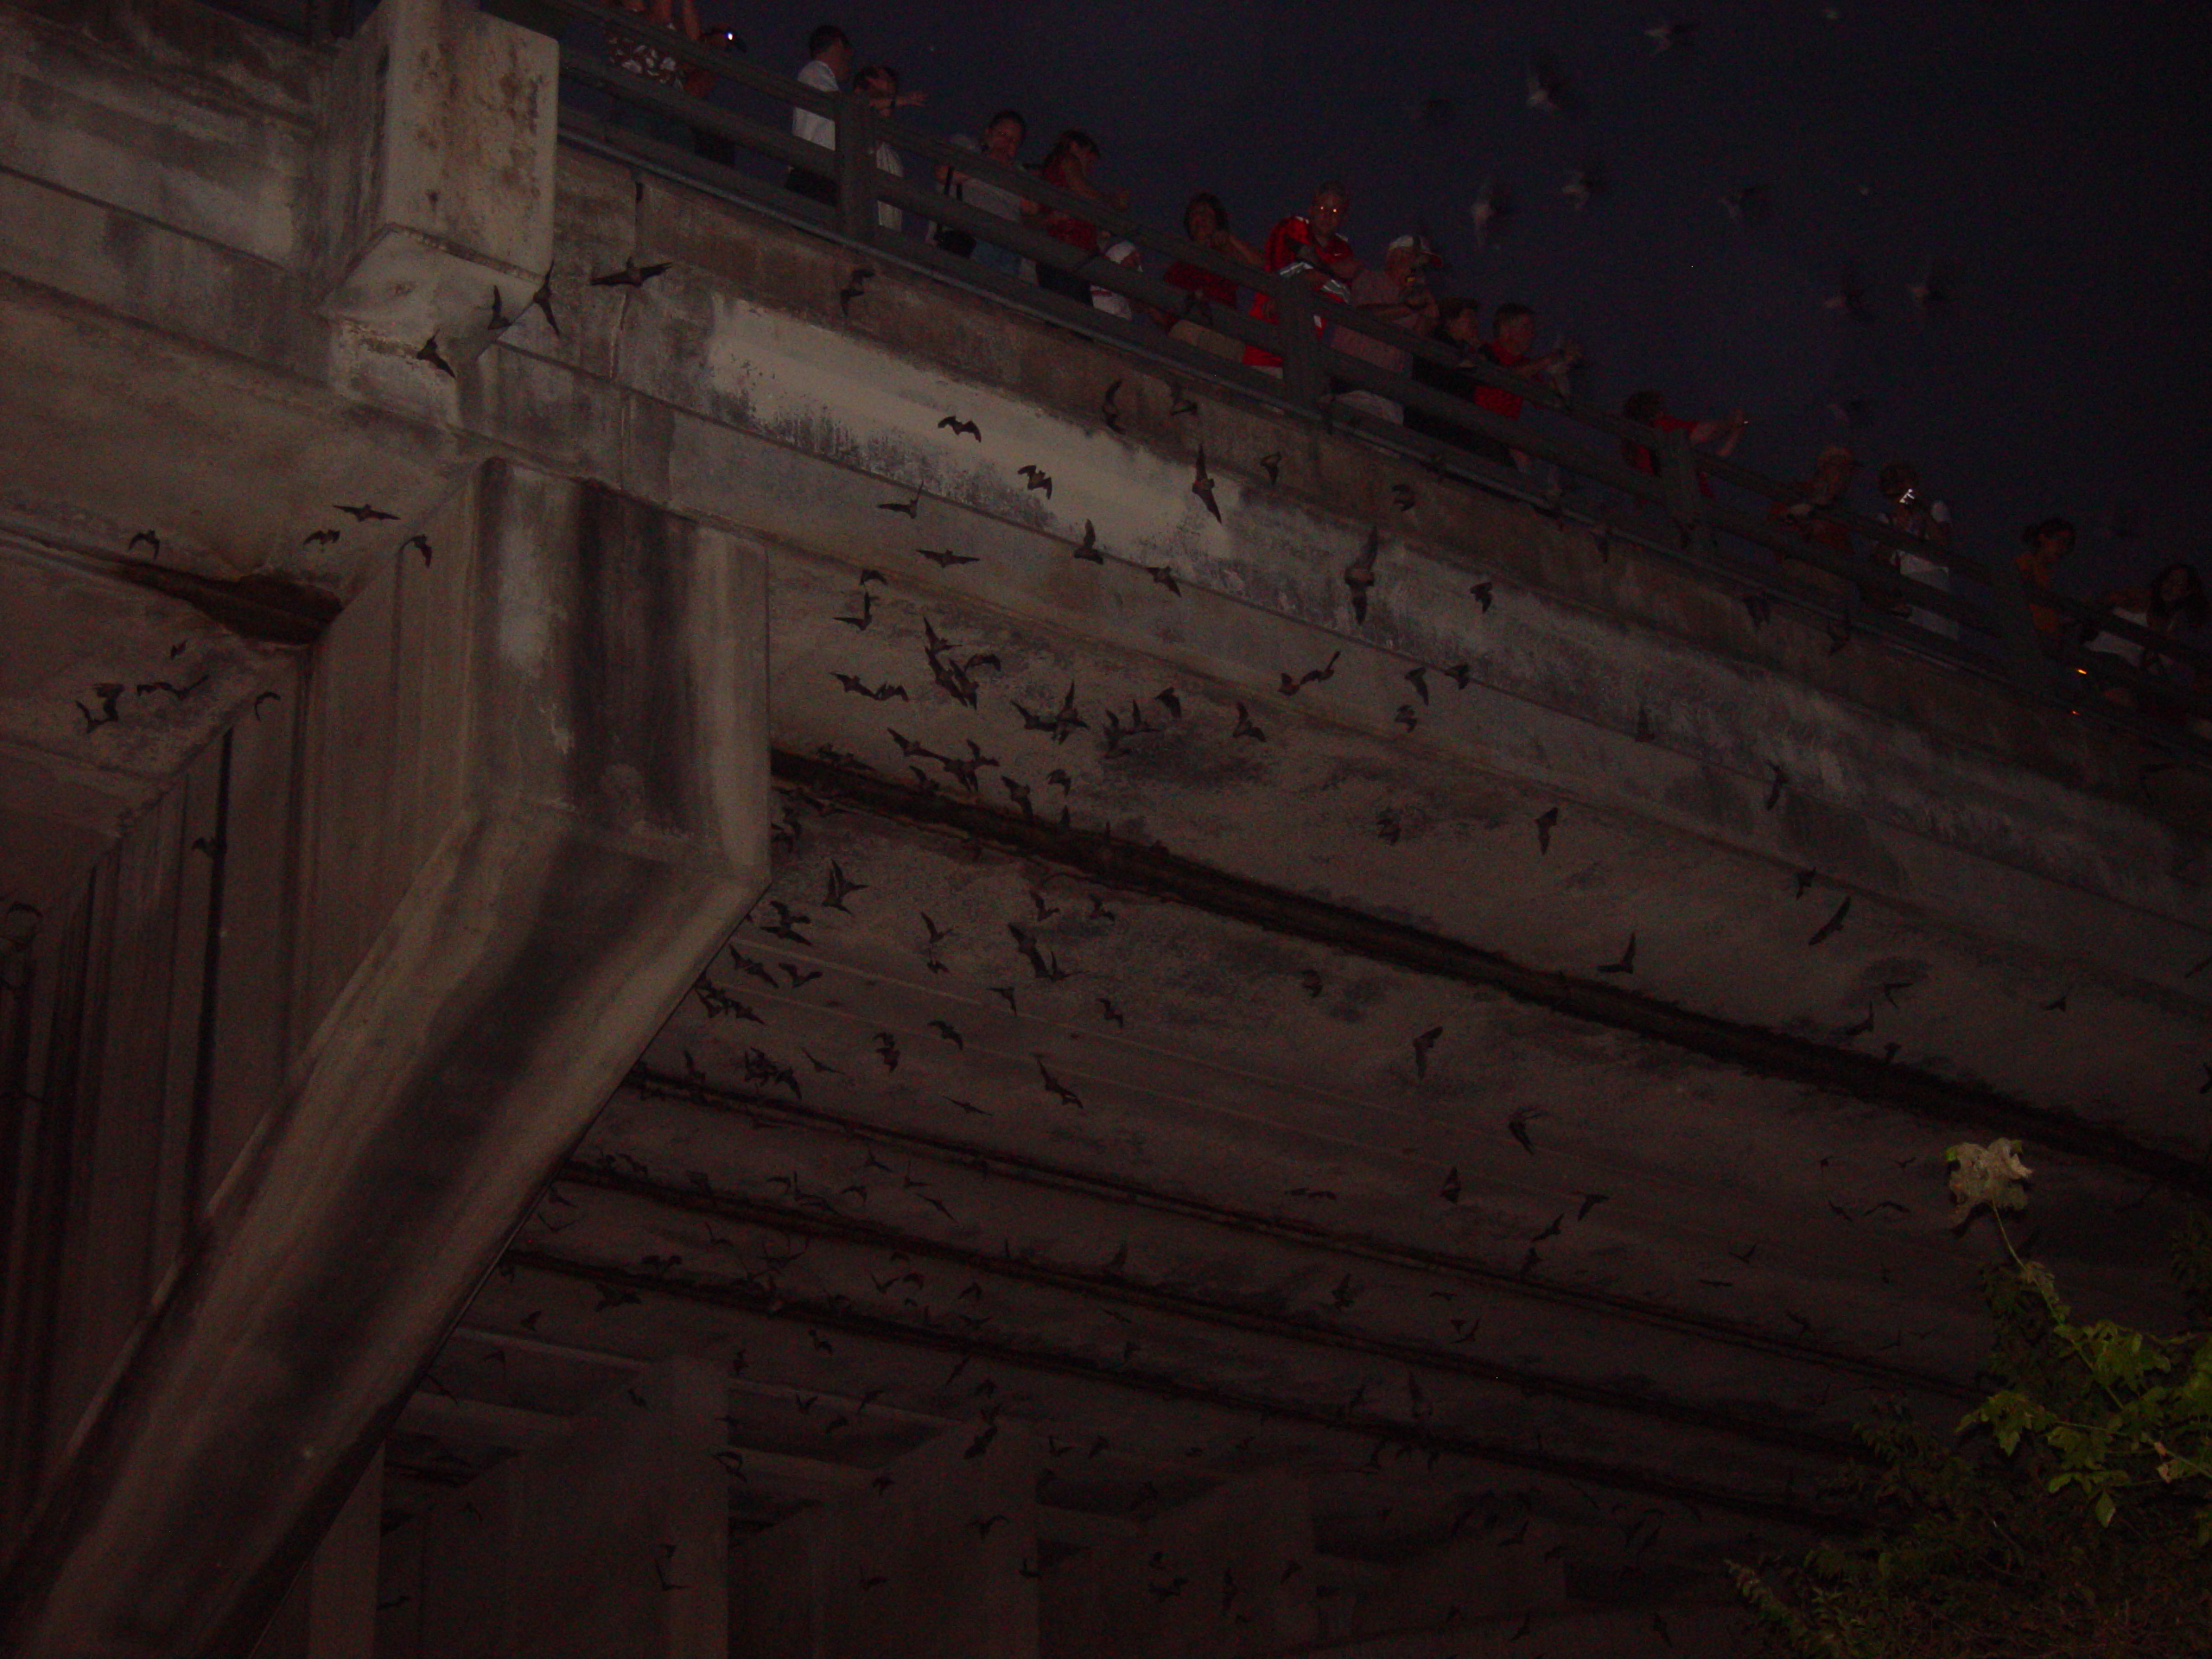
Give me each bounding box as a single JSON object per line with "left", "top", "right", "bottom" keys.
{"left": 2083, "top": 561, "right": 2204, "bottom": 711}
{"left": 1404, "top": 296, "right": 1483, "bottom": 450}
{"left": 1161, "top": 193, "right": 1262, "bottom": 356}
{"left": 2140, "top": 562, "right": 2209, "bottom": 720}
{"left": 1029, "top": 130, "right": 1128, "bottom": 302}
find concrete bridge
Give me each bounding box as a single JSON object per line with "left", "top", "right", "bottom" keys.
{"left": 2, "top": 3, "right": 2208, "bottom": 1655}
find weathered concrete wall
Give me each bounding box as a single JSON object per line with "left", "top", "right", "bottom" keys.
{"left": 1, "top": 460, "right": 770, "bottom": 1657}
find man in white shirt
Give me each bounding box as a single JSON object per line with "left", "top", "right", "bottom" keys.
{"left": 787, "top": 23, "right": 850, "bottom": 207}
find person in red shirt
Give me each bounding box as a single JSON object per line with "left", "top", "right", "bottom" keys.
{"left": 1465, "top": 302, "right": 1579, "bottom": 466}
{"left": 1244, "top": 181, "right": 1359, "bottom": 372}
{"left": 1029, "top": 130, "right": 1128, "bottom": 302}
{"left": 1619, "top": 389, "right": 1745, "bottom": 497}
{"left": 1161, "top": 193, "right": 1263, "bottom": 358}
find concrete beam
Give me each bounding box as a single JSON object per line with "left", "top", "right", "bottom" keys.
{"left": 0, "top": 461, "right": 766, "bottom": 1657}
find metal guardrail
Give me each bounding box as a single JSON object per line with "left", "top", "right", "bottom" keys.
{"left": 287, "top": 1, "right": 2212, "bottom": 767}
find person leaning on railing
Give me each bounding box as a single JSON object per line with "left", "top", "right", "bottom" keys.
{"left": 2016, "top": 517, "right": 2075, "bottom": 638}
{"left": 1029, "top": 131, "right": 1129, "bottom": 303}
{"left": 786, "top": 23, "right": 851, "bottom": 207}
{"left": 1618, "top": 389, "right": 1744, "bottom": 499}
{"left": 935, "top": 111, "right": 1034, "bottom": 278}
{"left": 1160, "top": 194, "right": 1262, "bottom": 359}
{"left": 1470, "top": 303, "right": 1578, "bottom": 469}
{"left": 1405, "top": 297, "right": 1485, "bottom": 452}
{"left": 2084, "top": 561, "right": 2209, "bottom": 715}
{"left": 854, "top": 65, "right": 907, "bottom": 234}
{"left": 601, "top": 0, "right": 701, "bottom": 149}
{"left": 1878, "top": 462, "right": 1956, "bottom": 639}
{"left": 1243, "top": 181, "right": 1359, "bottom": 374}
{"left": 1769, "top": 443, "right": 1858, "bottom": 590}
{"left": 1330, "top": 234, "right": 1441, "bottom": 424}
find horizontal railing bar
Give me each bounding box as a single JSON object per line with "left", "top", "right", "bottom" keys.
{"left": 558, "top": 57, "right": 827, "bottom": 174}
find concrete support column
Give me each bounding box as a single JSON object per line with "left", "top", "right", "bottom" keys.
{"left": 0, "top": 460, "right": 768, "bottom": 1657}
{"left": 378, "top": 1358, "right": 728, "bottom": 1659}
{"left": 731, "top": 1419, "right": 1043, "bottom": 1659}
{"left": 315, "top": 0, "right": 557, "bottom": 358}
{"left": 248, "top": 1450, "right": 383, "bottom": 1659}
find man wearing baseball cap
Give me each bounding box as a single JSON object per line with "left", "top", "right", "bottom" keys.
{"left": 1331, "top": 232, "right": 1441, "bottom": 423}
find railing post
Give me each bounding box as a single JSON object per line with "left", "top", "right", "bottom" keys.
{"left": 1276, "top": 279, "right": 1322, "bottom": 410}
{"left": 834, "top": 90, "right": 875, "bottom": 245}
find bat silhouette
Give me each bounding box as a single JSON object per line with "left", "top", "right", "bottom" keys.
{"left": 1146, "top": 564, "right": 1181, "bottom": 594}
{"left": 918, "top": 546, "right": 980, "bottom": 568}
{"left": 1535, "top": 806, "right": 1560, "bottom": 854}
{"left": 1016, "top": 464, "right": 1052, "bottom": 497}
{"left": 334, "top": 503, "right": 396, "bottom": 522}
{"left": 1598, "top": 932, "right": 1637, "bottom": 975}
{"left": 1344, "top": 529, "right": 1380, "bottom": 620}
{"left": 1280, "top": 652, "right": 1340, "bottom": 695}
{"left": 591, "top": 256, "right": 673, "bottom": 289}
{"left": 1035, "top": 1055, "right": 1084, "bottom": 1109}
{"left": 1099, "top": 378, "right": 1122, "bottom": 433}
{"left": 1190, "top": 447, "right": 1221, "bottom": 520}
{"left": 415, "top": 335, "right": 454, "bottom": 378}
{"left": 1258, "top": 452, "right": 1282, "bottom": 485}
{"left": 1412, "top": 1025, "right": 1443, "bottom": 1077}
{"left": 1074, "top": 519, "right": 1104, "bottom": 563}
{"left": 878, "top": 494, "right": 920, "bottom": 517}
{"left": 938, "top": 415, "right": 982, "bottom": 440}
{"left": 1808, "top": 896, "right": 1852, "bottom": 945}
{"left": 1231, "top": 702, "right": 1266, "bottom": 741}
{"left": 822, "top": 861, "right": 865, "bottom": 910}
{"left": 832, "top": 673, "right": 908, "bottom": 701}
{"left": 836, "top": 265, "right": 874, "bottom": 314}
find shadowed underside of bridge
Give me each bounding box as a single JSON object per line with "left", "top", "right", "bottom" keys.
{"left": 1, "top": 3, "right": 2209, "bottom": 1657}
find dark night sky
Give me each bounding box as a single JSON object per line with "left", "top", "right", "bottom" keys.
{"left": 689, "top": 0, "right": 2211, "bottom": 600}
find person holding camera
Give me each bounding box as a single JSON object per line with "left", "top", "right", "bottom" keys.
{"left": 1331, "top": 233, "right": 1441, "bottom": 423}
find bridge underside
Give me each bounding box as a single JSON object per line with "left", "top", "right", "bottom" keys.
{"left": 2, "top": 4, "right": 2209, "bottom": 1656}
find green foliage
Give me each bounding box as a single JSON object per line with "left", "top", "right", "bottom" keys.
{"left": 1732, "top": 1145, "right": 2212, "bottom": 1658}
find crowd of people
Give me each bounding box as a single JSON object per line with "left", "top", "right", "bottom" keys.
{"left": 598, "top": 8, "right": 2207, "bottom": 728}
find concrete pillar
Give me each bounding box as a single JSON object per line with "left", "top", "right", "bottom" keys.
{"left": 0, "top": 460, "right": 768, "bottom": 1656}
{"left": 381, "top": 1358, "right": 728, "bottom": 1659}
{"left": 1039, "top": 1471, "right": 1319, "bottom": 1659}
{"left": 315, "top": 0, "right": 557, "bottom": 358}
{"left": 248, "top": 1449, "right": 382, "bottom": 1659}
{"left": 731, "top": 1420, "right": 1043, "bottom": 1659}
